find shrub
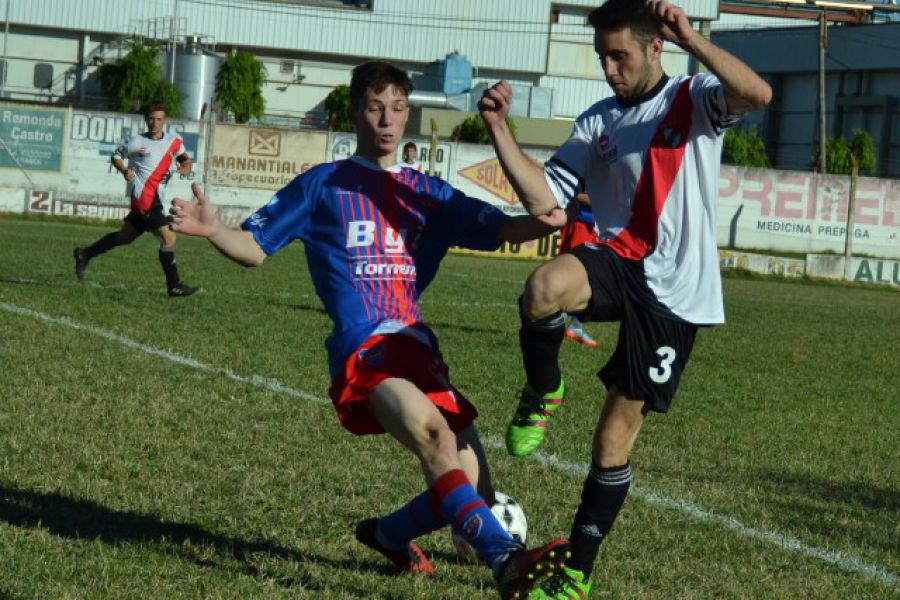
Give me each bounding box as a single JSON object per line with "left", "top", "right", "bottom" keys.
{"left": 98, "top": 42, "right": 182, "bottom": 116}
{"left": 215, "top": 51, "right": 266, "bottom": 123}
{"left": 722, "top": 127, "right": 770, "bottom": 168}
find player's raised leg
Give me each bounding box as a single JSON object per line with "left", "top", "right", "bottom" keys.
{"left": 508, "top": 254, "right": 591, "bottom": 457}
{"left": 362, "top": 378, "right": 569, "bottom": 597}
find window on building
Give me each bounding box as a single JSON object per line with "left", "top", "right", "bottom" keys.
{"left": 34, "top": 63, "right": 54, "bottom": 89}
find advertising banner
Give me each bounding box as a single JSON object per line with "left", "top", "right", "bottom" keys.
{"left": 211, "top": 125, "right": 328, "bottom": 190}
{"left": 451, "top": 143, "right": 554, "bottom": 215}
{"left": 328, "top": 133, "right": 453, "bottom": 180}
{"left": 25, "top": 189, "right": 129, "bottom": 220}
{"left": 66, "top": 109, "right": 202, "bottom": 197}
{"left": 0, "top": 105, "right": 65, "bottom": 172}
{"left": 719, "top": 166, "right": 900, "bottom": 259}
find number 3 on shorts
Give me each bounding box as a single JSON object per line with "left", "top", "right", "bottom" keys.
{"left": 648, "top": 345, "right": 676, "bottom": 384}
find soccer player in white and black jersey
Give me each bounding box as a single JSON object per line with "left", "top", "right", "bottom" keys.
{"left": 73, "top": 102, "right": 198, "bottom": 297}
{"left": 479, "top": 0, "right": 772, "bottom": 596}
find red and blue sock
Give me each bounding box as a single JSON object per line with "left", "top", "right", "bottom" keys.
{"left": 376, "top": 488, "right": 446, "bottom": 549}
{"left": 430, "top": 469, "right": 517, "bottom": 572}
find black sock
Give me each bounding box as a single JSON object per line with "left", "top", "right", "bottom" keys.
{"left": 158, "top": 246, "right": 180, "bottom": 289}
{"left": 567, "top": 462, "right": 632, "bottom": 578}
{"left": 83, "top": 232, "right": 123, "bottom": 260}
{"left": 518, "top": 295, "right": 565, "bottom": 394}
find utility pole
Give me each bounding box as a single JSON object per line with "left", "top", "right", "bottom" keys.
{"left": 818, "top": 11, "right": 827, "bottom": 173}
{"left": 1, "top": 0, "right": 10, "bottom": 97}
{"left": 168, "top": 0, "right": 179, "bottom": 84}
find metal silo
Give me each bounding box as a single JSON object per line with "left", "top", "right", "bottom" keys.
{"left": 166, "top": 35, "right": 220, "bottom": 121}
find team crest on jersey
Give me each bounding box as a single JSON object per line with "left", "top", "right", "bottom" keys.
{"left": 662, "top": 127, "right": 685, "bottom": 148}
{"left": 359, "top": 345, "right": 386, "bottom": 367}
{"left": 598, "top": 134, "right": 617, "bottom": 164}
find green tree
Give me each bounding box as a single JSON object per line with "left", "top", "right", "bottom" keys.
{"left": 98, "top": 41, "right": 182, "bottom": 116}
{"left": 815, "top": 130, "right": 877, "bottom": 175}
{"left": 451, "top": 114, "right": 516, "bottom": 144}
{"left": 324, "top": 85, "right": 353, "bottom": 132}
{"left": 215, "top": 50, "right": 266, "bottom": 123}
{"left": 722, "top": 127, "right": 770, "bottom": 168}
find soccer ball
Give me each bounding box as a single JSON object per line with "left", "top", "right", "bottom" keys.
{"left": 451, "top": 491, "right": 528, "bottom": 564}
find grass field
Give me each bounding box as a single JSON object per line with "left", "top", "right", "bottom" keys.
{"left": 1, "top": 215, "right": 898, "bottom": 600}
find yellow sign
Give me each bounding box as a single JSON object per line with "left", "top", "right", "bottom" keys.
{"left": 458, "top": 157, "right": 519, "bottom": 204}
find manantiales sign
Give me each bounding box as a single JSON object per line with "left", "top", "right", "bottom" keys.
{"left": 0, "top": 105, "right": 65, "bottom": 172}
{"left": 211, "top": 125, "right": 327, "bottom": 190}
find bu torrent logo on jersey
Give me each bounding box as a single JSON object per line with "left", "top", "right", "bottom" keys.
{"left": 347, "top": 220, "right": 416, "bottom": 281}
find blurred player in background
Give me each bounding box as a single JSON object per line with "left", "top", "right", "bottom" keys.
{"left": 73, "top": 102, "right": 198, "bottom": 297}
{"left": 169, "top": 60, "right": 571, "bottom": 599}
{"left": 479, "top": 0, "right": 771, "bottom": 596}
{"left": 400, "top": 141, "right": 424, "bottom": 171}
{"left": 559, "top": 194, "right": 600, "bottom": 348}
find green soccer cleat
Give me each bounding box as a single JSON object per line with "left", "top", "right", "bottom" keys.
{"left": 529, "top": 566, "right": 592, "bottom": 599}
{"left": 506, "top": 381, "right": 565, "bottom": 457}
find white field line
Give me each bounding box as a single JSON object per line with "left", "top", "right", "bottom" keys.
{"left": 2, "top": 301, "right": 897, "bottom": 588}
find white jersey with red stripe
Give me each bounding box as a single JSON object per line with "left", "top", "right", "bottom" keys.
{"left": 544, "top": 73, "right": 738, "bottom": 325}
{"left": 114, "top": 132, "right": 186, "bottom": 212}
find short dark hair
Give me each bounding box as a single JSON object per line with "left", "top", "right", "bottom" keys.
{"left": 403, "top": 141, "right": 417, "bottom": 153}
{"left": 588, "top": 0, "right": 660, "bottom": 47}
{"left": 349, "top": 61, "right": 413, "bottom": 111}
{"left": 143, "top": 102, "right": 167, "bottom": 117}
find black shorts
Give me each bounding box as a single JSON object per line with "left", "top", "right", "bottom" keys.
{"left": 124, "top": 201, "right": 171, "bottom": 233}
{"left": 569, "top": 244, "right": 699, "bottom": 413}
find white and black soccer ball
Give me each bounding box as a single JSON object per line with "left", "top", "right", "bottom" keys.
{"left": 451, "top": 491, "right": 528, "bottom": 563}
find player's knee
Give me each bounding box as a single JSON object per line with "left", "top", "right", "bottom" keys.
{"left": 524, "top": 263, "right": 568, "bottom": 317}
{"left": 414, "top": 420, "right": 456, "bottom": 463}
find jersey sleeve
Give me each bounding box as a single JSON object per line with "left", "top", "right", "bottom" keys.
{"left": 692, "top": 73, "right": 741, "bottom": 135}
{"left": 543, "top": 115, "right": 597, "bottom": 209}
{"left": 432, "top": 181, "right": 510, "bottom": 251}
{"left": 174, "top": 137, "right": 188, "bottom": 158}
{"left": 240, "top": 174, "right": 312, "bottom": 255}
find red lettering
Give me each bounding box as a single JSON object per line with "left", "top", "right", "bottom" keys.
{"left": 853, "top": 180, "right": 882, "bottom": 226}
{"left": 719, "top": 166, "right": 739, "bottom": 200}
{"left": 774, "top": 174, "right": 806, "bottom": 219}
{"left": 884, "top": 181, "right": 900, "bottom": 227}
{"left": 741, "top": 170, "right": 772, "bottom": 216}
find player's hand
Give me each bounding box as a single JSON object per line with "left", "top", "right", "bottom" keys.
{"left": 170, "top": 182, "right": 221, "bottom": 238}
{"left": 645, "top": 0, "right": 697, "bottom": 47}
{"left": 535, "top": 206, "right": 570, "bottom": 229}
{"left": 123, "top": 169, "right": 134, "bottom": 182}
{"left": 478, "top": 80, "right": 513, "bottom": 130}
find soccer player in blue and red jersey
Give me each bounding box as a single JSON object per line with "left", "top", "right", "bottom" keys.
{"left": 169, "top": 60, "right": 571, "bottom": 599}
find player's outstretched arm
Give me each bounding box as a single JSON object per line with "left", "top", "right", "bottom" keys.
{"left": 479, "top": 81, "right": 559, "bottom": 216}
{"left": 497, "top": 203, "right": 575, "bottom": 244}
{"left": 170, "top": 182, "right": 267, "bottom": 267}
{"left": 645, "top": 0, "right": 771, "bottom": 114}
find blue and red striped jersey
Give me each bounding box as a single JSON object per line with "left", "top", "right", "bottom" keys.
{"left": 242, "top": 155, "right": 509, "bottom": 378}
